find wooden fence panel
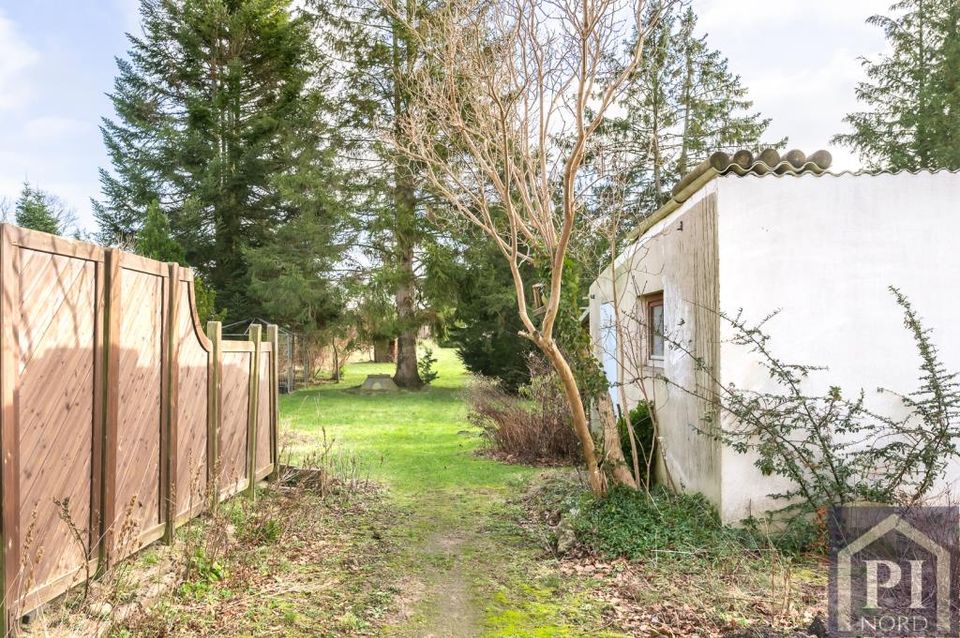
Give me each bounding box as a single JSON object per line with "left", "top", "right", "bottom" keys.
{"left": 7, "top": 230, "right": 104, "bottom": 617}
{"left": 255, "top": 348, "right": 272, "bottom": 477}
{"left": 113, "top": 258, "right": 166, "bottom": 557}
{"left": 174, "top": 272, "right": 209, "bottom": 521}
{"left": 219, "top": 349, "right": 251, "bottom": 499}
{"left": 0, "top": 225, "right": 279, "bottom": 632}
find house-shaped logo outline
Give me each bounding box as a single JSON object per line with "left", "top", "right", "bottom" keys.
{"left": 836, "top": 513, "right": 952, "bottom": 633}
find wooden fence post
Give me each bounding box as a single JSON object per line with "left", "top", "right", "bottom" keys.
{"left": 265, "top": 325, "right": 279, "bottom": 480}
{"left": 246, "top": 325, "right": 262, "bottom": 499}
{"left": 0, "top": 226, "right": 19, "bottom": 633}
{"left": 162, "top": 266, "right": 180, "bottom": 543}
{"left": 99, "top": 248, "right": 121, "bottom": 571}
{"left": 206, "top": 321, "right": 222, "bottom": 510}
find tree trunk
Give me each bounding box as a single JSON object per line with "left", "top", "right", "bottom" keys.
{"left": 331, "top": 339, "right": 341, "bottom": 382}
{"left": 390, "top": 3, "right": 423, "bottom": 390}
{"left": 394, "top": 328, "right": 421, "bottom": 388}
{"left": 539, "top": 340, "right": 606, "bottom": 496}
{"left": 596, "top": 392, "right": 639, "bottom": 490}
{"left": 393, "top": 230, "right": 423, "bottom": 388}
{"left": 373, "top": 338, "right": 396, "bottom": 363}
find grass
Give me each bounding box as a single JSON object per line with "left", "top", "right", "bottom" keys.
{"left": 280, "top": 346, "right": 537, "bottom": 495}
{"left": 280, "top": 346, "right": 630, "bottom": 637}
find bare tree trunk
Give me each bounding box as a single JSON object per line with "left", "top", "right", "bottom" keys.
{"left": 373, "top": 338, "right": 396, "bottom": 363}
{"left": 596, "top": 392, "right": 639, "bottom": 489}
{"left": 539, "top": 340, "right": 606, "bottom": 495}
{"left": 331, "top": 339, "right": 342, "bottom": 382}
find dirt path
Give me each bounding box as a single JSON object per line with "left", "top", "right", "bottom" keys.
{"left": 381, "top": 491, "right": 490, "bottom": 637}
{"left": 400, "top": 531, "right": 479, "bottom": 637}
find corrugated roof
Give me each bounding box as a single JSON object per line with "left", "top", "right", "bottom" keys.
{"left": 626, "top": 148, "right": 833, "bottom": 241}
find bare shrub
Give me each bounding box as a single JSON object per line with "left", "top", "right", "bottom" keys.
{"left": 670, "top": 287, "right": 960, "bottom": 515}
{"left": 467, "top": 361, "right": 581, "bottom": 464}
{"left": 280, "top": 426, "right": 372, "bottom": 497}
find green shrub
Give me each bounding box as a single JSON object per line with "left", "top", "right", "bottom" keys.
{"left": 418, "top": 347, "right": 439, "bottom": 385}
{"left": 526, "top": 475, "right": 821, "bottom": 559}
{"left": 571, "top": 487, "right": 736, "bottom": 559}
{"left": 617, "top": 402, "right": 656, "bottom": 487}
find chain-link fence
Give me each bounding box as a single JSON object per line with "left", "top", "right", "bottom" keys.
{"left": 223, "top": 319, "right": 312, "bottom": 393}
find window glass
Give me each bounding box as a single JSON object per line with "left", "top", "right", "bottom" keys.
{"left": 650, "top": 301, "right": 664, "bottom": 358}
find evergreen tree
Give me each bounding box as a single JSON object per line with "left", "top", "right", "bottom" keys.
{"left": 96, "top": 0, "right": 340, "bottom": 319}
{"left": 834, "top": 0, "right": 960, "bottom": 171}
{"left": 600, "top": 2, "right": 774, "bottom": 216}
{"left": 312, "top": 0, "right": 435, "bottom": 387}
{"left": 136, "top": 200, "right": 184, "bottom": 262}
{"left": 246, "top": 209, "right": 346, "bottom": 334}
{"left": 425, "top": 238, "right": 536, "bottom": 393}
{"left": 134, "top": 199, "right": 221, "bottom": 322}
{"left": 14, "top": 182, "right": 74, "bottom": 235}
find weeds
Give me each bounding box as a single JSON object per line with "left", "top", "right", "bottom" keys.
{"left": 520, "top": 472, "right": 825, "bottom": 636}
{"left": 467, "top": 362, "right": 581, "bottom": 464}
{"left": 103, "top": 432, "right": 389, "bottom": 636}
{"left": 281, "top": 426, "right": 372, "bottom": 496}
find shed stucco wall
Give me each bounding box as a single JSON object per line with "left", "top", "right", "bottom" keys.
{"left": 590, "top": 185, "right": 722, "bottom": 504}
{"left": 592, "top": 171, "right": 960, "bottom": 524}
{"left": 716, "top": 171, "right": 960, "bottom": 522}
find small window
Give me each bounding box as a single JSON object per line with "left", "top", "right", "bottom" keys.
{"left": 644, "top": 292, "right": 664, "bottom": 361}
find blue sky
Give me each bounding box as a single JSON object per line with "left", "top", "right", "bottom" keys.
{"left": 0, "top": 0, "right": 891, "bottom": 233}
{"left": 0, "top": 0, "right": 138, "bottom": 231}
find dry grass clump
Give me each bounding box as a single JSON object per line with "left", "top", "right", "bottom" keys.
{"left": 466, "top": 362, "right": 581, "bottom": 464}
{"left": 24, "top": 443, "right": 399, "bottom": 638}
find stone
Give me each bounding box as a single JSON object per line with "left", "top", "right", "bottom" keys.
{"left": 360, "top": 374, "right": 399, "bottom": 391}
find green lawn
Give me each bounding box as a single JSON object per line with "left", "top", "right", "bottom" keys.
{"left": 279, "top": 346, "right": 537, "bottom": 496}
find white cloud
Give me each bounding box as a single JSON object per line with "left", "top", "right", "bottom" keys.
{"left": 690, "top": 0, "right": 892, "bottom": 171}
{"left": 0, "top": 10, "right": 39, "bottom": 110}
{"left": 695, "top": 0, "right": 889, "bottom": 34}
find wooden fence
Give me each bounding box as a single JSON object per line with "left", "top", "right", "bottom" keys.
{"left": 0, "top": 225, "right": 278, "bottom": 631}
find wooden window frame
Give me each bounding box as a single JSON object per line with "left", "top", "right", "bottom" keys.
{"left": 643, "top": 291, "right": 664, "bottom": 365}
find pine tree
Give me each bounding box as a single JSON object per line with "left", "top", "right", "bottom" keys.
{"left": 14, "top": 182, "right": 74, "bottom": 235}
{"left": 136, "top": 200, "right": 184, "bottom": 262}
{"left": 96, "top": 0, "right": 340, "bottom": 319}
{"left": 834, "top": 0, "right": 960, "bottom": 171}
{"left": 600, "top": 3, "right": 774, "bottom": 216}
{"left": 312, "top": 0, "right": 434, "bottom": 387}
{"left": 134, "top": 199, "right": 222, "bottom": 322}
{"left": 246, "top": 209, "right": 346, "bottom": 333}
{"left": 425, "top": 238, "right": 536, "bottom": 393}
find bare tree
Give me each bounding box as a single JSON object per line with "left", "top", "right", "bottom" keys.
{"left": 390, "top": 0, "right": 668, "bottom": 494}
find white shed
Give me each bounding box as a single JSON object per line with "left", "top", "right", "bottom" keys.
{"left": 588, "top": 151, "right": 960, "bottom": 523}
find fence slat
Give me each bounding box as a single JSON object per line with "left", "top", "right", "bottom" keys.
{"left": 0, "top": 226, "right": 20, "bottom": 632}
{"left": 100, "top": 248, "right": 122, "bottom": 570}
{"left": 206, "top": 321, "right": 222, "bottom": 509}
{"left": 265, "top": 325, "right": 279, "bottom": 480}
{"left": 163, "top": 265, "right": 180, "bottom": 543}
{"left": 246, "top": 325, "right": 261, "bottom": 499}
